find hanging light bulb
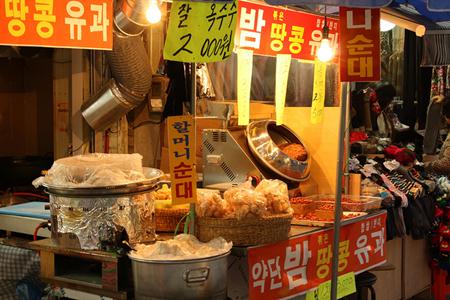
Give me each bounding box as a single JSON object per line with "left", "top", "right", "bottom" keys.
{"left": 317, "top": 37, "right": 334, "bottom": 62}
{"left": 317, "top": 13, "right": 334, "bottom": 62}
{"left": 380, "top": 19, "right": 396, "bottom": 32}
{"left": 146, "top": 0, "right": 161, "bottom": 24}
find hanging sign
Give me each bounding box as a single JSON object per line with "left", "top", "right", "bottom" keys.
{"left": 237, "top": 48, "right": 253, "bottom": 126}
{"left": 275, "top": 54, "right": 291, "bottom": 125}
{"left": 263, "top": 0, "right": 392, "bottom": 7}
{"left": 164, "top": 0, "right": 238, "bottom": 63}
{"left": 310, "top": 60, "right": 327, "bottom": 124}
{"left": 306, "top": 272, "right": 356, "bottom": 300}
{"left": 0, "top": 0, "right": 112, "bottom": 50}
{"left": 236, "top": 0, "right": 339, "bottom": 62}
{"left": 167, "top": 115, "right": 197, "bottom": 205}
{"left": 340, "top": 7, "right": 381, "bottom": 82}
{"left": 248, "top": 211, "right": 387, "bottom": 299}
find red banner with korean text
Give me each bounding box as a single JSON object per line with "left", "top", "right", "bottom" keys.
{"left": 0, "top": 0, "right": 112, "bottom": 50}
{"left": 248, "top": 211, "right": 387, "bottom": 299}
{"left": 236, "top": 0, "right": 339, "bottom": 62}
{"left": 339, "top": 7, "right": 380, "bottom": 82}
{"left": 167, "top": 115, "right": 197, "bottom": 205}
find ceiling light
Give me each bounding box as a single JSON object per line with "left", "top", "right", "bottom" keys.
{"left": 380, "top": 8, "right": 426, "bottom": 37}
{"left": 146, "top": 0, "right": 162, "bottom": 24}
{"left": 380, "top": 19, "right": 396, "bottom": 31}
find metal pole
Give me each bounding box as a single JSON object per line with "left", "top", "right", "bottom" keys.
{"left": 330, "top": 82, "right": 350, "bottom": 300}
{"left": 189, "top": 62, "right": 196, "bottom": 234}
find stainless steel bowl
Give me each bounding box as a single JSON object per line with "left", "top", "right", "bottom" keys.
{"left": 246, "top": 120, "right": 311, "bottom": 182}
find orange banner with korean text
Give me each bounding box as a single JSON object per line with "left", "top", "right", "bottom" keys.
{"left": 0, "top": 0, "right": 112, "bottom": 50}
{"left": 167, "top": 115, "right": 197, "bottom": 205}
{"left": 248, "top": 211, "right": 387, "bottom": 299}
{"left": 339, "top": 7, "right": 380, "bottom": 82}
{"left": 236, "top": 0, "right": 339, "bottom": 62}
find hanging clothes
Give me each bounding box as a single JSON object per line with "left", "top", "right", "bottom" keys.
{"left": 423, "top": 65, "right": 450, "bottom": 154}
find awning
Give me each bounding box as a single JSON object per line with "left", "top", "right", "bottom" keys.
{"left": 263, "top": 0, "right": 450, "bottom": 22}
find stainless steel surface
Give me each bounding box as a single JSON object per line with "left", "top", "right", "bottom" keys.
{"left": 0, "top": 215, "right": 51, "bottom": 238}
{"left": 81, "top": 79, "right": 140, "bottom": 131}
{"left": 130, "top": 252, "right": 229, "bottom": 300}
{"left": 202, "top": 129, "right": 263, "bottom": 188}
{"left": 246, "top": 120, "right": 311, "bottom": 182}
{"left": 114, "top": 0, "right": 150, "bottom": 36}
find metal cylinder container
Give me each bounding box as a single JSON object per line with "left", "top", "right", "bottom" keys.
{"left": 81, "top": 79, "right": 141, "bottom": 131}
{"left": 130, "top": 252, "right": 230, "bottom": 300}
{"left": 114, "top": 0, "right": 151, "bottom": 36}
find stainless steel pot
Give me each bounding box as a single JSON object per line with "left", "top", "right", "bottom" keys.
{"left": 130, "top": 252, "right": 230, "bottom": 300}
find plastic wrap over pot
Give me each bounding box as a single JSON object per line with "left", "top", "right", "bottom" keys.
{"left": 50, "top": 193, "right": 155, "bottom": 250}
{"left": 34, "top": 153, "right": 146, "bottom": 188}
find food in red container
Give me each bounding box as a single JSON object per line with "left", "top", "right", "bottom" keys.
{"left": 290, "top": 197, "right": 315, "bottom": 217}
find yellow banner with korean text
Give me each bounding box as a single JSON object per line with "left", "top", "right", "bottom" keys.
{"left": 237, "top": 48, "right": 253, "bottom": 126}
{"left": 275, "top": 54, "right": 291, "bottom": 125}
{"left": 310, "top": 60, "right": 327, "bottom": 124}
{"left": 0, "top": 0, "right": 112, "bottom": 50}
{"left": 164, "top": 0, "right": 238, "bottom": 63}
{"left": 167, "top": 115, "right": 197, "bottom": 205}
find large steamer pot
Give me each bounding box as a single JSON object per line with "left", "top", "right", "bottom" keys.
{"left": 246, "top": 120, "right": 311, "bottom": 182}
{"left": 45, "top": 168, "right": 163, "bottom": 250}
{"left": 130, "top": 252, "right": 230, "bottom": 300}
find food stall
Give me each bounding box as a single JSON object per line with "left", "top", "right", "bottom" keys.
{"left": 0, "top": 0, "right": 449, "bottom": 299}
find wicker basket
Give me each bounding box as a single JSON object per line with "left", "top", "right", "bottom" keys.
{"left": 155, "top": 208, "right": 189, "bottom": 232}
{"left": 196, "top": 213, "right": 292, "bottom": 246}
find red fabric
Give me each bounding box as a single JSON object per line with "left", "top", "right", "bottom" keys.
{"left": 350, "top": 132, "right": 368, "bottom": 143}
{"left": 394, "top": 149, "right": 416, "bottom": 166}
{"left": 384, "top": 145, "right": 403, "bottom": 158}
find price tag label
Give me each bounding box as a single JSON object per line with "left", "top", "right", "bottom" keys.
{"left": 306, "top": 272, "right": 356, "bottom": 300}
{"left": 310, "top": 60, "right": 327, "bottom": 124}
{"left": 275, "top": 54, "right": 291, "bottom": 125}
{"left": 237, "top": 48, "right": 253, "bottom": 126}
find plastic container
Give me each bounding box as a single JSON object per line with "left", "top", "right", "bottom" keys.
{"left": 291, "top": 194, "right": 382, "bottom": 213}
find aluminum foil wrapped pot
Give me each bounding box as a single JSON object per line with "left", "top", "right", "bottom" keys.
{"left": 43, "top": 167, "right": 163, "bottom": 250}
{"left": 246, "top": 120, "right": 311, "bottom": 182}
